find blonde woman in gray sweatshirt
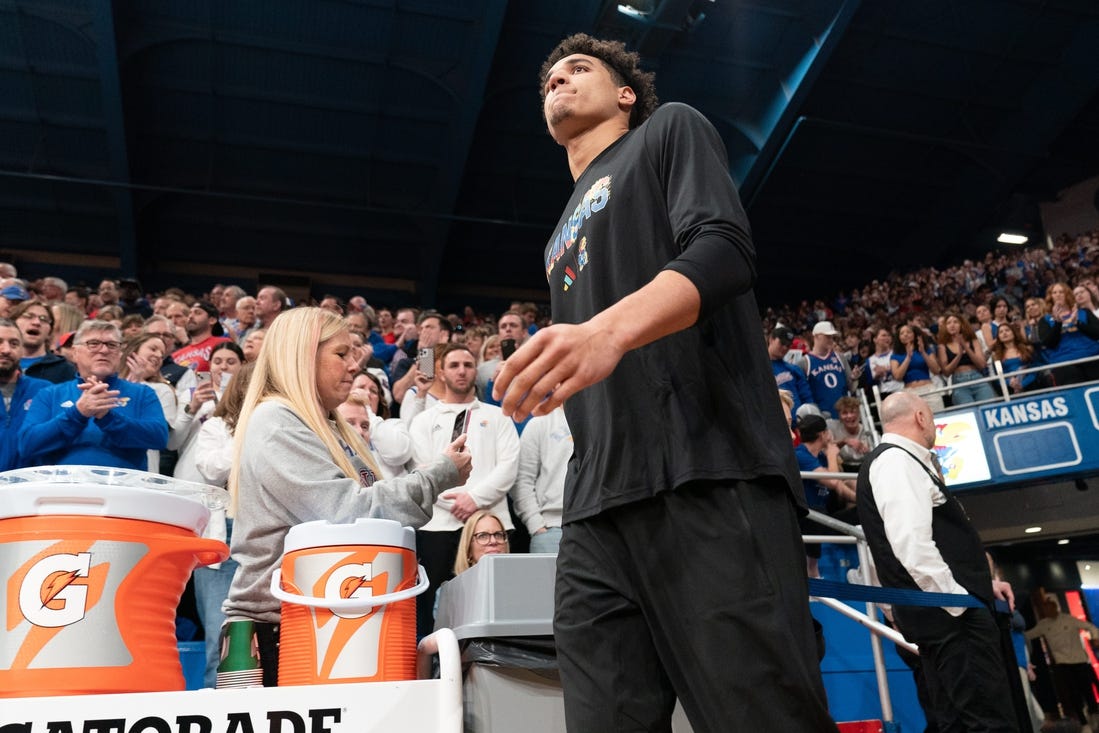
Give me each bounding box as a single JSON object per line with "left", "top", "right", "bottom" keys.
{"left": 222, "top": 307, "right": 471, "bottom": 685}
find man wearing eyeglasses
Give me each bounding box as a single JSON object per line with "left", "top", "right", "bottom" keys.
{"left": 20, "top": 320, "right": 168, "bottom": 471}
{"left": 11, "top": 300, "right": 76, "bottom": 384}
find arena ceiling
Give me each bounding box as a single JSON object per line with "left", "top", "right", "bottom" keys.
{"left": 2, "top": 0, "right": 1098, "bottom": 311}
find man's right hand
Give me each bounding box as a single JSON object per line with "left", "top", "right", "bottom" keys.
{"left": 76, "top": 378, "right": 121, "bottom": 419}
{"left": 413, "top": 364, "right": 433, "bottom": 391}
{"left": 397, "top": 322, "right": 418, "bottom": 347}
{"left": 444, "top": 433, "right": 472, "bottom": 484}
{"left": 992, "top": 579, "right": 1015, "bottom": 611}
{"left": 494, "top": 321, "right": 626, "bottom": 421}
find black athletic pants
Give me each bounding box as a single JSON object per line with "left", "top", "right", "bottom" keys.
{"left": 554, "top": 478, "right": 838, "bottom": 733}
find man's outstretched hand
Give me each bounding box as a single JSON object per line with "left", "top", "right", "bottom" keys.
{"left": 492, "top": 321, "right": 625, "bottom": 421}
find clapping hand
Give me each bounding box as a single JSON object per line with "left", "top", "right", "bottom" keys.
{"left": 76, "top": 376, "right": 121, "bottom": 419}
{"left": 125, "top": 353, "right": 153, "bottom": 382}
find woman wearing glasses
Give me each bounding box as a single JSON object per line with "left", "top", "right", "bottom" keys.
{"left": 431, "top": 510, "right": 511, "bottom": 625}
{"left": 453, "top": 509, "right": 510, "bottom": 574}
{"left": 221, "top": 308, "right": 471, "bottom": 685}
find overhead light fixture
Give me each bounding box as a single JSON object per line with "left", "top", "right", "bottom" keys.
{"left": 1024, "top": 526, "right": 1042, "bottom": 534}
{"left": 1059, "top": 539, "right": 1071, "bottom": 545}
{"left": 618, "top": 0, "right": 656, "bottom": 18}
{"left": 997, "top": 233, "right": 1028, "bottom": 245}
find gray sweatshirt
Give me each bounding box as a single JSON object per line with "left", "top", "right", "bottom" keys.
{"left": 223, "top": 400, "right": 460, "bottom": 623}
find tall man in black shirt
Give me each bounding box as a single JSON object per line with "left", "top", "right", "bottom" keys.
{"left": 494, "top": 34, "right": 835, "bottom": 732}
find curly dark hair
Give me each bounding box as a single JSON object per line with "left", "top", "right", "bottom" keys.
{"left": 539, "top": 33, "right": 659, "bottom": 129}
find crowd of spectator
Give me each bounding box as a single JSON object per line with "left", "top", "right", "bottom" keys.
{"left": 0, "top": 263, "right": 572, "bottom": 687}
{"left": 767, "top": 229, "right": 1099, "bottom": 425}
{"left": 3, "top": 228, "right": 1098, "bottom": 485}
{"left": 2, "top": 230, "right": 1099, "bottom": 712}
{"left": 2, "top": 229, "right": 1096, "bottom": 497}
{"left": 762, "top": 229, "right": 1099, "bottom": 588}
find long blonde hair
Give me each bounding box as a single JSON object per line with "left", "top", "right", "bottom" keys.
{"left": 229, "top": 308, "right": 382, "bottom": 514}
{"left": 51, "top": 303, "right": 86, "bottom": 342}
{"left": 453, "top": 510, "right": 508, "bottom": 575}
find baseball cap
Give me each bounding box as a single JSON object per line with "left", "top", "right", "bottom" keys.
{"left": 796, "top": 414, "right": 828, "bottom": 442}
{"left": 194, "top": 301, "right": 225, "bottom": 337}
{"left": 772, "top": 325, "right": 794, "bottom": 346}
{"left": 0, "top": 284, "right": 30, "bottom": 302}
{"left": 812, "top": 321, "right": 840, "bottom": 337}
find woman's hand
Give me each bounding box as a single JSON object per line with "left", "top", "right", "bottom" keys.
{"left": 189, "top": 379, "right": 216, "bottom": 414}
{"left": 444, "top": 433, "right": 472, "bottom": 484}
{"left": 124, "top": 353, "right": 152, "bottom": 383}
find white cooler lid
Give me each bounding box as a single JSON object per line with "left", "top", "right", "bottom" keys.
{"left": 283, "top": 517, "right": 416, "bottom": 554}
{"left": 0, "top": 465, "right": 226, "bottom": 534}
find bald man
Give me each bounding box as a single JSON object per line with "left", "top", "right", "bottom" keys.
{"left": 857, "top": 392, "right": 1018, "bottom": 732}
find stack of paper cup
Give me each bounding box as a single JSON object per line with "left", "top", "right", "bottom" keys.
{"left": 215, "top": 620, "right": 264, "bottom": 688}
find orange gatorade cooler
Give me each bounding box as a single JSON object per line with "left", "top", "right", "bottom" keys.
{"left": 271, "top": 517, "right": 428, "bottom": 685}
{"left": 0, "top": 466, "right": 229, "bottom": 697}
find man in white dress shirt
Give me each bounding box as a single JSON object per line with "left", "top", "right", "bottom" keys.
{"left": 409, "top": 342, "right": 520, "bottom": 636}
{"left": 857, "top": 391, "right": 1018, "bottom": 732}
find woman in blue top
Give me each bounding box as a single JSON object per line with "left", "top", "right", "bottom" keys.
{"left": 1038, "top": 282, "right": 1099, "bottom": 386}
{"left": 991, "top": 322, "right": 1040, "bottom": 393}
{"left": 891, "top": 324, "right": 943, "bottom": 411}
{"left": 937, "top": 313, "right": 995, "bottom": 405}
{"left": 1022, "top": 297, "right": 1048, "bottom": 364}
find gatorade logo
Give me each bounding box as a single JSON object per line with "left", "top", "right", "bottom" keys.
{"left": 18, "top": 552, "right": 92, "bottom": 627}
{"left": 324, "top": 562, "right": 385, "bottom": 620}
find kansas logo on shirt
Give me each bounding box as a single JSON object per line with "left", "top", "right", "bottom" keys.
{"left": 60, "top": 397, "right": 130, "bottom": 408}
{"left": 546, "top": 175, "right": 609, "bottom": 289}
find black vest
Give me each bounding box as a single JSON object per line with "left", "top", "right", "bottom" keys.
{"left": 857, "top": 442, "right": 993, "bottom": 618}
